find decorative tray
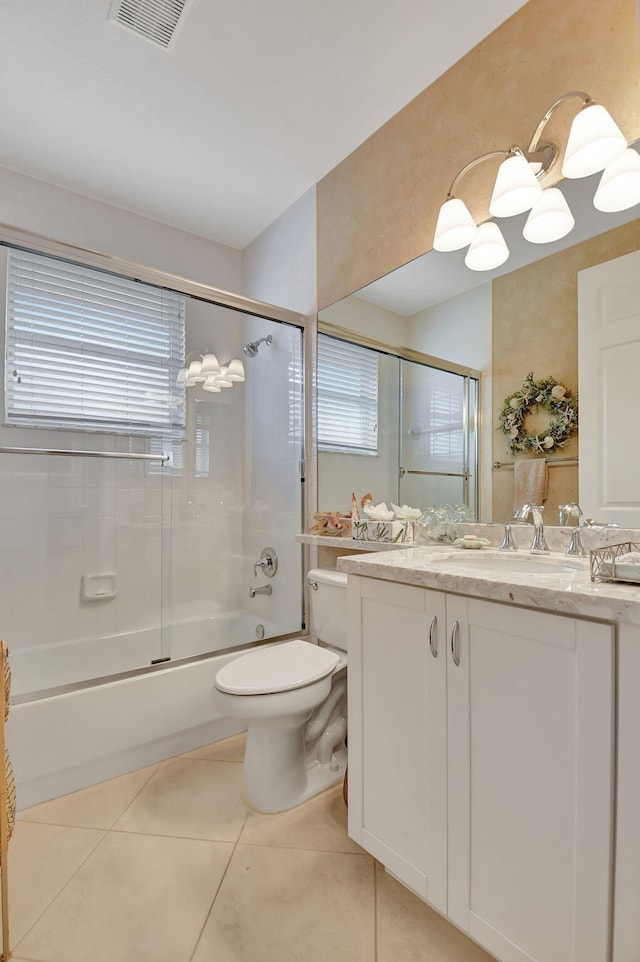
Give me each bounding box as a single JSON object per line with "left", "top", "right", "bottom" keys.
{"left": 589, "top": 542, "right": 640, "bottom": 584}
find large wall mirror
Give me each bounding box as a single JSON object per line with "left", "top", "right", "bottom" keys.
{"left": 318, "top": 159, "right": 640, "bottom": 526}
{"left": 316, "top": 327, "right": 479, "bottom": 519}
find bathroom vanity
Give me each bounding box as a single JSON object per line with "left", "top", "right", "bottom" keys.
{"left": 338, "top": 547, "right": 640, "bottom": 962}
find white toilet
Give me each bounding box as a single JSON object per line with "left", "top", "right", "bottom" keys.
{"left": 213, "top": 568, "right": 348, "bottom": 813}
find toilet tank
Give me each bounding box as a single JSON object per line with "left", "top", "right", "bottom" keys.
{"left": 307, "top": 568, "right": 348, "bottom": 652}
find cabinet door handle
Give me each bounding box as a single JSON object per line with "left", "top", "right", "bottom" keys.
{"left": 450, "top": 621, "right": 461, "bottom": 667}
{"left": 428, "top": 615, "right": 438, "bottom": 658}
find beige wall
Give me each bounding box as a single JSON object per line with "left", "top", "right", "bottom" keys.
{"left": 316, "top": 0, "right": 640, "bottom": 310}
{"left": 491, "top": 219, "right": 640, "bottom": 522}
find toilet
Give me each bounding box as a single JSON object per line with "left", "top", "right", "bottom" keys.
{"left": 213, "top": 568, "right": 348, "bottom": 813}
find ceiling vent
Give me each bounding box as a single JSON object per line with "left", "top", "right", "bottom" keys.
{"left": 109, "top": 0, "right": 193, "bottom": 50}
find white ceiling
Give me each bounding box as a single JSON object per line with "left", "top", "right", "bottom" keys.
{"left": 0, "top": 0, "right": 529, "bottom": 250}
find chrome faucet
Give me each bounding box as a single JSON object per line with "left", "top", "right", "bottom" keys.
{"left": 514, "top": 503, "right": 550, "bottom": 553}
{"left": 249, "top": 584, "right": 272, "bottom": 598}
{"left": 499, "top": 523, "right": 517, "bottom": 551}
{"left": 565, "top": 527, "right": 587, "bottom": 557}
{"left": 559, "top": 502, "right": 583, "bottom": 526}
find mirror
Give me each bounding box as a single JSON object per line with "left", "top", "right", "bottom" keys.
{"left": 316, "top": 330, "right": 479, "bottom": 521}
{"left": 318, "top": 168, "right": 640, "bottom": 525}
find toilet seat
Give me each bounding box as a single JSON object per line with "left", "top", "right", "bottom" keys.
{"left": 215, "top": 639, "right": 340, "bottom": 695}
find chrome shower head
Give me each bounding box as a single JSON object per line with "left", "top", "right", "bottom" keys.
{"left": 243, "top": 334, "right": 272, "bottom": 358}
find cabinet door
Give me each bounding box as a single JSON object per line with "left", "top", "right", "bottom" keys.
{"left": 347, "top": 575, "right": 447, "bottom": 909}
{"left": 447, "top": 596, "right": 615, "bottom": 962}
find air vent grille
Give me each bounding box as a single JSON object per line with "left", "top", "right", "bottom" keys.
{"left": 110, "top": 0, "right": 191, "bottom": 49}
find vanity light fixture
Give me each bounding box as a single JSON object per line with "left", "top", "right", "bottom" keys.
{"left": 177, "top": 353, "right": 246, "bottom": 392}
{"left": 593, "top": 146, "right": 640, "bottom": 212}
{"left": 433, "top": 91, "right": 636, "bottom": 271}
{"left": 464, "top": 221, "right": 509, "bottom": 271}
{"left": 523, "top": 187, "right": 575, "bottom": 244}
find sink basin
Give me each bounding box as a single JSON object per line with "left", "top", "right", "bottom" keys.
{"left": 437, "top": 553, "right": 586, "bottom": 575}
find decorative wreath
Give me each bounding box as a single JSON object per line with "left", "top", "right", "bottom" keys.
{"left": 499, "top": 372, "right": 578, "bottom": 456}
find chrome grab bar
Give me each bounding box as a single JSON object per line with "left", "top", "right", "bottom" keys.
{"left": 0, "top": 446, "right": 169, "bottom": 462}
{"left": 493, "top": 456, "right": 578, "bottom": 470}
{"left": 399, "top": 467, "right": 471, "bottom": 479}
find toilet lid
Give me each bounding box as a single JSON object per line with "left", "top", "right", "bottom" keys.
{"left": 215, "top": 640, "right": 340, "bottom": 695}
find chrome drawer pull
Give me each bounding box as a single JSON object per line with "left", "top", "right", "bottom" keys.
{"left": 429, "top": 616, "right": 438, "bottom": 658}
{"left": 450, "top": 621, "right": 461, "bottom": 667}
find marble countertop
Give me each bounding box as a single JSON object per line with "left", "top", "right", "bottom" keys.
{"left": 296, "top": 534, "right": 410, "bottom": 552}
{"left": 337, "top": 546, "right": 640, "bottom": 625}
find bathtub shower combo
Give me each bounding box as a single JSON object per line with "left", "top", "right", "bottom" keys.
{"left": 0, "top": 239, "right": 307, "bottom": 806}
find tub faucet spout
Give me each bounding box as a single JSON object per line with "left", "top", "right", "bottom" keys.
{"left": 249, "top": 584, "right": 272, "bottom": 598}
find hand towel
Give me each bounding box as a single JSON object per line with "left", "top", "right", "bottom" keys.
{"left": 513, "top": 458, "right": 548, "bottom": 511}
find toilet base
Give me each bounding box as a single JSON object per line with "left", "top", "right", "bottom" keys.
{"left": 244, "top": 740, "right": 348, "bottom": 814}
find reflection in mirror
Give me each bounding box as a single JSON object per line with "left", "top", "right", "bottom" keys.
{"left": 316, "top": 328, "right": 479, "bottom": 519}
{"left": 318, "top": 164, "right": 640, "bottom": 525}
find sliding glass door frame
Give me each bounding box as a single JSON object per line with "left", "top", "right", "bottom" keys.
{"left": 318, "top": 320, "right": 480, "bottom": 514}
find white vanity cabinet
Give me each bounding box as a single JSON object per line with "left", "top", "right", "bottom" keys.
{"left": 347, "top": 575, "right": 615, "bottom": 962}
{"left": 347, "top": 577, "right": 448, "bottom": 910}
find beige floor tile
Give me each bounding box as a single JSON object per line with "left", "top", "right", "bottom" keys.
{"left": 183, "top": 732, "right": 246, "bottom": 762}
{"left": 191, "top": 843, "right": 375, "bottom": 962}
{"left": 19, "top": 763, "right": 162, "bottom": 830}
{"left": 376, "top": 864, "right": 496, "bottom": 962}
{"left": 8, "top": 821, "right": 105, "bottom": 946}
{"left": 112, "top": 757, "right": 247, "bottom": 841}
{"left": 240, "top": 784, "right": 365, "bottom": 854}
{"left": 18, "top": 831, "right": 233, "bottom": 962}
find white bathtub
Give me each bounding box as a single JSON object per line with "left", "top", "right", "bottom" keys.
{"left": 11, "top": 607, "right": 272, "bottom": 699}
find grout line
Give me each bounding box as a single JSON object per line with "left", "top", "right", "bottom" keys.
{"left": 108, "top": 826, "right": 241, "bottom": 845}
{"left": 106, "top": 761, "right": 168, "bottom": 830}
{"left": 231, "top": 837, "right": 372, "bottom": 858}
{"left": 13, "top": 827, "right": 109, "bottom": 954}
{"left": 186, "top": 809, "right": 250, "bottom": 962}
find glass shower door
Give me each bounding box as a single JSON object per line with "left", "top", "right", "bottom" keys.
{"left": 164, "top": 300, "right": 305, "bottom": 662}
{"left": 399, "top": 360, "right": 478, "bottom": 516}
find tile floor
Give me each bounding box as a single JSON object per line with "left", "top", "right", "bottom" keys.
{"left": 9, "top": 734, "right": 494, "bottom": 962}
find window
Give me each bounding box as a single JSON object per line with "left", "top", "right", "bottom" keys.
{"left": 5, "top": 249, "right": 185, "bottom": 436}
{"left": 317, "top": 334, "right": 378, "bottom": 455}
{"left": 426, "top": 381, "right": 464, "bottom": 465}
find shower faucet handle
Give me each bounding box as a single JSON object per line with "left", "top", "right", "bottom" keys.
{"left": 253, "top": 547, "right": 278, "bottom": 578}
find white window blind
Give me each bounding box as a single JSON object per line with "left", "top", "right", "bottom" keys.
{"left": 427, "top": 384, "right": 464, "bottom": 465}
{"left": 5, "top": 249, "right": 186, "bottom": 436}
{"left": 317, "top": 335, "right": 378, "bottom": 455}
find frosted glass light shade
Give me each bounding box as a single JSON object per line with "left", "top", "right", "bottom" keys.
{"left": 562, "top": 104, "right": 627, "bottom": 178}
{"left": 433, "top": 198, "right": 477, "bottom": 251}
{"left": 225, "top": 359, "right": 245, "bottom": 382}
{"left": 523, "top": 188, "right": 575, "bottom": 243}
{"left": 186, "top": 359, "right": 205, "bottom": 382}
{"left": 215, "top": 366, "right": 233, "bottom": 387}
{"left": 202, "top": 376, "right": 221, "bottom": 392}
{"left": 489, "top": 153, "right": 542, "bottom": 217}
{"left": 464, "top": 222, "right": 509, "bottom": 271}
{"left": 593, "top": 148, "right": 640, "bottom": 212}
{"left": 201, "top": 353, "right": 221, "bottom": 376}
